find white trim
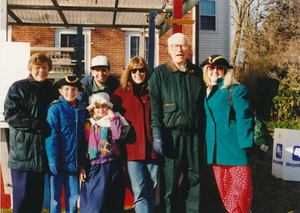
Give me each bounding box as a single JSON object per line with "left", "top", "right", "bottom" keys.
{"left": 125, "top": 30, "right": 159, "bottom": 67}
{"left": 199, "top": 0, "right": 218, "bottom": 32}
{"left": 0, "top": 0, "right": 7, "bottom": 42}
{"left": 192, "top": 7, "right": 196, "bottom": 64}
{"left": 121, "top": 28, "right": 159, "bottom": 33}
{"left": 227, "top": 0, "right": 231, "bottom": 61}
{"left": 7, "top": 25, "right": 12, "bottom": 42}
{"left": 55, "top": 28, "right": 91, "bottom": 76}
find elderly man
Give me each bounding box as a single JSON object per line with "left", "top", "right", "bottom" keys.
{"left": 4, "top": 52, "right": 54, "bottom": 213}
{"left": 149, "top": 33, "right": 205, "bottom": 213}
{"left": 77, "top": 55, "right": 120, "bottom": 106}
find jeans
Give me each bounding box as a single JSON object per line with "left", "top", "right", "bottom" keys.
{"left": 127, "top": 159, "right": 159, "bottom": 213}
{"left": 49, "top": 171, "right": 79, "bottom": 213}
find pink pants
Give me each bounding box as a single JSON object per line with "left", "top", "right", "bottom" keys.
{"left": 213, "top": 164, "right": 252, "bottom": 213}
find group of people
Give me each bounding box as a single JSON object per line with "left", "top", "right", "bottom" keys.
{"left": 4, "top": 33, "right": 254, "bottom": 213}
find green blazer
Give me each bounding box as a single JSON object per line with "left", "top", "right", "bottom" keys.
{"left": 204, "top": 78, "right": 253, "bottom": 166}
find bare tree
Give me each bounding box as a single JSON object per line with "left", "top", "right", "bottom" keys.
{"left": 251, "top": 0, "right": 300, "bottom": 89}
{"left": 230, "top": 0, "right": 254, "bottom": 66}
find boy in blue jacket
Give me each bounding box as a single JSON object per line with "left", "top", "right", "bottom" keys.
{"left": 46, "top": 76, "right": 86, "bottom": 213}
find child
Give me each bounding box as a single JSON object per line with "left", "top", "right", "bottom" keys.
{"left": 79, "top": 92, "right": 126, "bottom": 213}
{"left": 46, "top": 76, "right": 86, "bottom": 213}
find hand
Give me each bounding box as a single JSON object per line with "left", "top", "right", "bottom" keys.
{"left": 33, "top": 120, "right": 51, "bottom": 137}
{"left": 80, "top": 168, "right": 87, "bottom": 182}
{"left": 107, "top": 109, "right": 115, "bottom": 118}
{"left": 244, "top": 147, "right": 252, "bottom": 154}
{"left": 50, "top": 166, "right": 59, "bottom": 175}
{"left": 153, "top": 133, "right": 164, "bottom": 156}
{"left": 37, "top": 128, "right": 51, "bottom": 137}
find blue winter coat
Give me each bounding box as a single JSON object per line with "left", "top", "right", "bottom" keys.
{"left": 204, "top": 78, "right": 253, "bottom": 166}
{"left": 45, "top": 96, "right": 86, "bottom": 171}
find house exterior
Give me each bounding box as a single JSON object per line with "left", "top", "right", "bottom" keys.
{"left": 198, "top": 0, "right": 231, "bottom": 63}
{"left": 6, "top": 0, "right": 230, "bottom": 76}
{"left": 0, "top": 0, "right": 231, "bottom": 210}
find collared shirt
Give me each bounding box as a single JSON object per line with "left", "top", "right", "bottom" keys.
{"left": 92, "top": 79, "right": 112, "bottom": 95}
{"left": 167, "top": 59, "right": 195, "bottom": 74}
{"left": 178, "top": 61, "right": 188, "bottom": 72}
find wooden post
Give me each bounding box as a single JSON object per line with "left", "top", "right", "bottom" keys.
{"left": 139, "top": 29, "right": 145, "bottom": 59}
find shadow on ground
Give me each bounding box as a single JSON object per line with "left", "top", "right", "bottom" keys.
{"left": 125, "top": 143, "right": 300, "bottom": 213}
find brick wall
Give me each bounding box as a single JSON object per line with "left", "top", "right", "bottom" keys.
{"left": 10, "top": 11, "right": 194, "bottom": 78}
{"left": 91, "top": 28, "right": 125, "bottom": 77}
{"left": 12, "top": 26, "right": 55, "bottom": 47}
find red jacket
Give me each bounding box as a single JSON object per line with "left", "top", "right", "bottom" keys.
{"left": 111, "top": 83, "right": 157, "bottom": 161}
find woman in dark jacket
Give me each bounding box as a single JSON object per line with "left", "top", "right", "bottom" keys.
{"left": 111, "top": 56, "right": 158, "bottom": 213}
{"left": 4, "top": 52, "right": 54, "bottom": 213}
{"left": 202, "top": 55, "right": 253, "bottom": 213}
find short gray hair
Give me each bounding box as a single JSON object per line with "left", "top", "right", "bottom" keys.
{"left": 167, "top": 33, "right": 190, "bottom": 47}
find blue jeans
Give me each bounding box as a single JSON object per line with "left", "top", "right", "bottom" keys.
{"left": 127, "top": 159, "right": 159, "bottom": 213}
{"left": 49, "top": 171, "right": 79, "bottom": 213}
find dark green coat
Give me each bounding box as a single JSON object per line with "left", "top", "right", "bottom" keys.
{"left": 4, "top": 75, "right": 54, "bottom": 172}
{"left": 149, "top": 59, "right": 205, "bottom": 135}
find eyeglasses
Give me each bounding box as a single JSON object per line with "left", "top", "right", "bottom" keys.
{"left": 207, "top": 65, "right": 225, "bottom": 71}
{"left": 170, "top": 44, "right": 189, "bottom": 51}
{"left": 32, "top": 65, "right": 49, "bottom": 71}
{"left": 131, "top": 68, "right": 147, "bottom": 74}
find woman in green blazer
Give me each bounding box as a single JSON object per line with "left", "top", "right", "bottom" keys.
{"left": 202, "top": 55, "right": 253, "bottom": 213}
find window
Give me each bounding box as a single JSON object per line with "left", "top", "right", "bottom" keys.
{"left": 200, "top": 0, "right": 216, "bottom": 30}
{"left": 55, "top": 29, "right": 91, "bottom": 76}
{"left": 125, "top": 31, "right": 158, "bottom": 67}
{"left": 61, "top": 34, "right": 85, "bottom": 74}
{"left": 130, "top": 36, "right": 149, "bottom": 60}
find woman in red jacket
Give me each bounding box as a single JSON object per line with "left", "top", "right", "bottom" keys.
{"left": 111, "top": 56, "right": 158, "bottom": 213}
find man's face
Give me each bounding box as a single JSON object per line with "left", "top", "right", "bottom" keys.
{"left": 91, "top": 66, "right": 110, "bottom": 85}
{"left": 168, "top": 35, "right": 190, "bottom": 65}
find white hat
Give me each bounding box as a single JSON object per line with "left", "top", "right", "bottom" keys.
{"left": 90, "top": 56, "right": 110, "bottom": 70}
{"left": 87, "top": 92, "right": 113, "bottom": 111}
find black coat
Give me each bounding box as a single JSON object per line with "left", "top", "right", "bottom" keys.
{"left": 4, "top": 75, "right": 54, "bottom": 172}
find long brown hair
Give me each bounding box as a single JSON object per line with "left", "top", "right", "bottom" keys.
{"left": 120, "top": 56, "right": 150, "bottom": 91}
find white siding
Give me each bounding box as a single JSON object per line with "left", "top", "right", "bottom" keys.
{"left": 198, "top": 0, "right": 231, "bottom": 65}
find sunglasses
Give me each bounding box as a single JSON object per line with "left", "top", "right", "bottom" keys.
{"left": 207, "top": 65, "right": 225, "bottom": 71}
{"left": 131, "top": 68, "right": 147, "bottom": 74}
